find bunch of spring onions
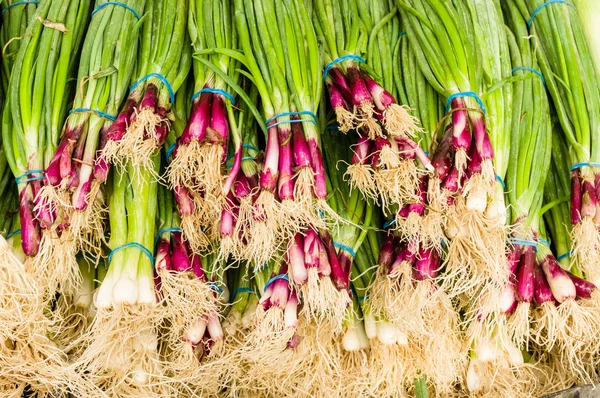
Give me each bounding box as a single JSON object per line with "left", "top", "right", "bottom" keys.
{"left": 44, "top": 0, "right": 145, "bottom": 258}
{"left": 166, "top": 0, "right": 242, "bottom": 255}
{"left": 516, "top": 0, "right": 600, "bottom": 285}
{"left": 2, "top": 0, "right": 89, "bottom": 302}
{"left": 399, "top": 0, "right": 511, "bottom": 301}
{"left": 314, "top": 0, "right": 432, "bottom": 212}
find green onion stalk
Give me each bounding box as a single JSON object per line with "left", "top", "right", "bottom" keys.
{"left": 514, "top": 0, "right": 600, "bottom": 284}
{"left": 398, "top": 0, "right": 511, "bottom": 299}
{"left": 2, "top": 0, "right": 89, "bottom": 301}
{"left": 43, "top": 0, "right": 145, "bottom": 260}
{"left": 539, "top": 128, "right": 600, "bottom": 385}
{"left": 313, "top": 0, "right": 432, "bottom": 210}
{"left": 0, "top": 0, "right": 38, "bottom": 93}
{"left": 76, "top": 153, "right": 168, "bottom": 395}
{"left": 497, "top": 1, "right": 552, "bottom": 352}
{"left": 573, "top": 0, "right": 600, "bottom": 78}
{"left": 166, "top": 0, "right": 243, "bottom": 255}
{"left": 99, "top": 0, "right": 191, "bottom": 175}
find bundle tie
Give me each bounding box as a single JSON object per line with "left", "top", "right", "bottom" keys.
{"left": 153, "top": 227, "right": 181, "bottom": 251}
{"left": 225, "top": 143, "right": 260, "bottom": 165}
{"left": 398, "top": 31, "right": 406, "bottom": 37}
{"left": 266, "top": 111, "right": 317, "bottom": 130}
{"left": 191, "top": 88, "right": 235, "bottom": 105}
{"left": 538, "top": 237, "right": 551, "bottom": 247}
{"left": 15, "top": 170, "right": 44, "bottom": 184}
{"left": 383, "top": 219, "right": 396, "bottom": 229}
{"left": 333, "top": 241, "right": 356, "bottom": 258}
{"left": 570, "top": 162, "right": 600, "bottom": 171}
{"left": 69, "top": 108, "right": 117, "bottom": 121}
{"left": 2, "top": 0, "right": 38, "bottom": 16}
{"left": 445, "top": 91, "right": 486, "bottom": 115}
{"left": 323, "top": 54, "right": 366, "bottom": 82}
{"left": 6, "top": 229, "right": 21, "bottom": 239}
{"left": 108, "top": 242, "right": 154, "bottom": 266}
{"left": 165, "top": 142, "right": 176, "bottom": 161}
{"left": 209, "top": 282, "right": 223, "bottom": 295}
{"left": 512, "top": 66, "right": 546, "bottom": 86}
{"left": 496, "top": 175, "right": 505, "bottom": 190}
{"left": 91, "top": 1, "right": 141, "bottom": 20}
{"left": 508, "top": 238, "right": 538, "bottom": 252}
{"left": 556, "top": 251, "right": 572, "bottom": 262}
{"left": 226, "top": 156, "right": 256, "bottom": 169}
{"left": 130, "top": 73, "right": 174, "bottom": 104}
{"left": 357, "top": 295, "right": 369, "bottom": 302}
{"left": 230, "top": 287, "right": 256, "bottom": 303}
{"left": 264, "top": 273, "right": 289, "bottom": 292}
{"left": 258, "top": 263, "right": 269, "bottom": 271}
{"left": 527, "top": 0, "right": 574, "bottom": 29}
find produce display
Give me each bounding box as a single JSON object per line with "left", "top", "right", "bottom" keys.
{"left": 2, "top": 0, "right": 600, "bottom": 397}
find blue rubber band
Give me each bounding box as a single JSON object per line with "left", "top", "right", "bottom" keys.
{"left": 259, "top": 263, "right": 269, "bottom": 271}
{"left": 225, "top": 144, "right": 260, "bottom": 164}
{"left": 508, "top": 238, "right": 538, "bottom": 252}
{"left": 496, "top": 175, "right": 505, "bottom": 190}
{"left": 130, "top": 73, "right": 174, "bottom": 104}
{"left": 1, "top": 0, "right": 38, "bottom": 16}
{"left": 512, "top": 66, "right": 546, "bottom": 86}
{"left": 6, "top": 229, "right": 21, "bottom": 239}
{"left": 153, "top": 227, "right": 181, "bottom": 251}
{"left": 165, "top": 143, "right": 176, "bottom": 161}
{"left": 557, "top": 251, "right": 572, "bottom": 262}
{"left": 323, "top": 54, "right": 366, "bottom": 82}
{"left": 383, "top": 219, "right": 396, "bottom": 229}
{"left": 357, "top": 295, "right": 368, "bottom": 302}
{"left": 191, "top": 88, "right": 235, "bottom": 106}
{"left": 108, "top": 242, "right": 154, "bottom": 266}
{"left": 230, "top": 287, "right": 256, "bottom": 302}
{"left": 69, "top": 108, "right": 117, "bottom": 122}
{"left": 91, "top": 1, "right": 141, "bottom": 20}
{"left": 441, "top": 239, "right": 448, "bottom": 249}
{"left": 527, "top": 0, "right": 575, "bottom": 29}
{"left": 424, "top": 151, "right": 429, "bottom": 156}
{"left": 538, "top": 237, "right": 551, "bottom": 247}
{"left": 226, "top": 156, "right": 255, "bottom": 169}
{"left": 266, "top": 111, "right": 317, "bottom": 130}
{"left": 445, "top": 91, "right": 486, "bottom": 115}
{"left": 570, "top": 162, "right": 600, "bottom": 171}
{"left": 264, "top": 273, "right": 289, "bottom": 292}
{"left": 333, "top": 241, "right": 356, "bottom": 258}
{"left": 325, "top": 124, "right": 339, "bottom": 130}
{"left": 398, "top": 31, "right": 406, "bottom": 37}
{"left": 15, "top": 170, "right": 44, "bottom": 184}
{"left": 209, "top": 282, "right": 223, "bottom": 295}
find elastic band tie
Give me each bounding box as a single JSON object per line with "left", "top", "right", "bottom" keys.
{"left": 508, "top": 238, "right": 538, "bottom": 252}
{"left": 323, "top": 54, "right": 366, "bottom": 82}
{"left": 209, "top": 282, "right": 223, "bottom": 295}
{"left": 266, "top": 111, "right": 317, "bottom": 130}
{"left": 69, "top": 108, "right": 117, "bottom": 122}
{"left": 527, "top": 0, "right": 574, "bottom": 29}
{"left": 191, "top": 88, "right": 235, "bottom": 106}
{"left": 570, "top": 162, "right": 600, "bottom": 171}
{"left": 398, "top": 31, "right": 406, "bottom": 37}
{"left": 108, "top": 242, "right": 154, "bottom": 266}
{"left": 6, "top": 229, "right": 21, "bottom": 239}
{"left": 1, "top": 0, "right": 38, "bottom": 16}
{"left": 325, "top": 124, "right": 339, "bottom": 130}
{"left": 165, "top": 143, "right": 176, "bottom": 161}
{"left": 441, "top": 239, "right": 448, "bottom": 249}
{"left": 225, "top": 144, "right": 260, "bottom": 164}
{"left": 153, "top": 227, "right": 181, "bottom": 251}
{"left": 91, "top": 1, "right": 141, "bottom": 20}
{"left": 357, "top": 295, "right": 368, "bottom": 302}
{"left": 557, "top": 251, "right": 572, "bottom": 262}
{"left": 496, "top": 175, "right": 505, "bottom": 190}
{"left": 424, "top": 151, "right": 429, "bottom": 156}
{"left": 226, "top": 156, "right": 256, "bottom": 169}
{"left": 512, "top": 66, "right": 546, "bottom": 86}
{"left": 538, "top": 237, "right": 551, "bottom": 247}
{"left": 15, "top": 170, "right": 44, "bottom": 184}
{"left": 259, "top": 263, "right": 269, "bottom": 271}
{"left": 230, "top": 287, "right": 255, "bottom": 302}
{"left": 445, "top": 91, "right": 486, "bottom": 115}
{"left": 130, "top": 73, "right": 174, "bottom": 104}
{"left": 333, "top": 241, "right": 356, "bottom": 258}
{"left": 383, "top": 219, "right": 396, "bottom": 229}
{"left": 264, "top": 274, "right": 289, "bottom": 292}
